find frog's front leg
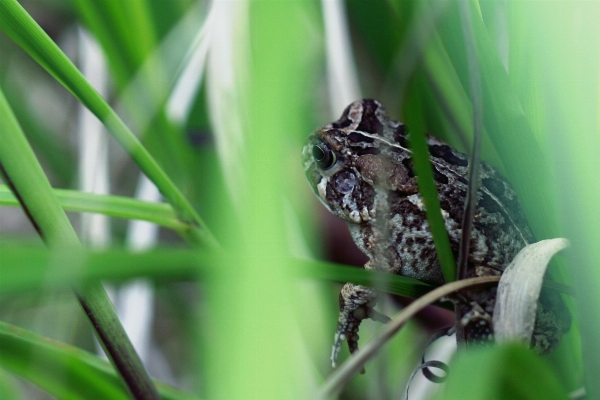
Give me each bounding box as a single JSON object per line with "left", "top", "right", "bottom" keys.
{"left": 331, "top": 283, "right": 390, "bottom": 367}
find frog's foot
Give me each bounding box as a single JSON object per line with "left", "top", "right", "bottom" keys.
{"left": 330, "top": 283, "right": 390, "bottom": 368}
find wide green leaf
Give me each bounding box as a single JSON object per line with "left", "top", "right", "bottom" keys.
{"left": 433, "top": 344, "right": 568, "bottom": 400}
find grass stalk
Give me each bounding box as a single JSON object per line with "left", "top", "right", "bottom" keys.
{"left": 0, "top": 85, "right": 160, "bottom": 399}
{"left": 456, "top": 0, "right": 483, "bottom": 280}
{"left": 0, "top": 185, "right": 187, "bottom": 232}
{"left": 0, "top": 0, "right": 216, "bottom": 248}
{"left": 408, "top": 117, "right": 457, "bottom": 283}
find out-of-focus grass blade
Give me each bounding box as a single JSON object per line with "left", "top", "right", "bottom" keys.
{"left": 0, "top": 321, "right": 200, "bottom": 400}
{"left": 432, "top": 345, "right": 568, "bottom": 400}
{"left": 0, "top": 184, "right": 186, "bottom": 232}
{"left": 518, "top": 3, "right": 600, "bottom": 397}
{"left": 0, "top": 79, "right": 75, "bottom": 186}
{"left": 0, "top": 244, "right": 556, "bottom": 310}
{"left": 300, "top": 260, "right": 434, "bottom": 299}
{"left": 0, "top": 0, "right": 216, "bottom": 246}
{"left": 461, "top": 3, "right": 559, "bottom": 240}
{"left": 0, "top": 245, "right": 198, "bottom": 294}
{"left": 204, "top": 3, "right": 318, "bottom": 397}
{"left": 422, "top": 30, "right": 505, "bottom": 172}
{"left": 0, "top": 369, "right": 21, "bottom": 399}
{"left": 0, "top": 243, "right": 434, "bottom": 304}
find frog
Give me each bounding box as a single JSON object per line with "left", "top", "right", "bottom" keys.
{"left": 302, "top": 99, "right": 571, "bottom": 366}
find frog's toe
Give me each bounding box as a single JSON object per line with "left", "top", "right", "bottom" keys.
{"left": 331, "top": 283, "right": 382, "bottom": 368}
{"left": 330, "top": 313, "right": 361, "bottom": 368}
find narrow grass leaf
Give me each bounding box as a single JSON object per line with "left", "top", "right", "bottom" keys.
{"left": 0, "top": 321, "right": 199, "bottom": 400}
{"left": 0, "top": 85, "right": 159, "bottom": 399}
{"left": 0, "top": 243, "right": 433, "bottom": 299}
{"left": 0, "top": 0, "right": 216, "bottom": 246}
{"left": 456, "top": 0, "right": 483, "bottom": 280}
{"left": 408, "top": 113, "right": 457, "bottom": 283}
{"left": 0, "top": 185, "right": 186, "bottom": 232}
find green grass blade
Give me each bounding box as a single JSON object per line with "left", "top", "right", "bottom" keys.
{"left": 0, "top": 80, "right": 75, "bottom": 186}
{"left": 0, "top": 242, "right": 434, "bottom": 301}
{"left": 422, "top": 29, "right": 506, "bottom": 173}
{"left": 301, "top": 260, "right": 434, "bottom": 299}
{"left": 0, "top": 245, "right": 198, "bottom": 293}
{"left": 1, "top": 242, "right": 571, "bottom": 307}
{"left": 0, "top": 85, "right": 159, "bottom": 399}
{"left": 456, "top": 0, "right": 483, "bottom": 280}
{"left": 0, "top": 0, "right": 216, "bottom": 247}
{"left": 404, "top": 86, "right": 457, "bottom": 283}
{"left": 0, "top": 321, "right": 200, "bottom": 400}
{"left": 0, "top": 184, "right": 186, "bottom": 232}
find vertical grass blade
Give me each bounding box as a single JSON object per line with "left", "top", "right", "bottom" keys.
{"left": 322, "top": 0, "right": 361, "bottom": 115}
{"left": 407, "top": 114, "right": 457, "bottom": 283}
{"left": 456, "top": 0, "right": 483, "bottom": 280}
{"left": 203, "top": 2, "right": 316, "bottom": 399}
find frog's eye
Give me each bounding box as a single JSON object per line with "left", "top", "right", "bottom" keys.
{"left": 312, "top": 141, "right": 336, "bottom": 170}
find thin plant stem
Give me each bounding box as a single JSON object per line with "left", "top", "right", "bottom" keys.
{"left": 457, "top": 0, "right": 484, "bottom": 280}
{"left": 317, "top": 276, "right": 501, "bottom": 399}
{"left": 0, "top": 86, "right": 160, "bottom": 400}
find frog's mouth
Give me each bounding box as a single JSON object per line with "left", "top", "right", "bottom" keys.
{"left": 315, "top": 174, "right": 331, "bottom": 208}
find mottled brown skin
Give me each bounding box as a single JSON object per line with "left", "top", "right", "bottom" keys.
{"left": 302, "top": 99, "right": 570, "bottom": 366}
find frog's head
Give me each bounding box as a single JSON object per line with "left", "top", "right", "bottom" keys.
{"left": 302, "top": 99, "right": 413, "bottom": 224}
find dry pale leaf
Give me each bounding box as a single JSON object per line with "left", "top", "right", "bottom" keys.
{"left": 492, "top": 238, "right": 570, "bottom": 344}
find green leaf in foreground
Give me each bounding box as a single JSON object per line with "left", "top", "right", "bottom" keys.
{"left": 432, "top": 344, "right": 568, "bottom": 400}
{"left": 0, "top": 243, "right": 434, "bottom": 299}
{"left": 0, "top": 321, "right": 199, "bottom": 400}
{"left": 1, "top": 242, "right": 573, "bottom": 300}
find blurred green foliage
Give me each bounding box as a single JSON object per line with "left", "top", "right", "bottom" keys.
{"left": 1, "top": 0, "right": 597, "bottom": 398}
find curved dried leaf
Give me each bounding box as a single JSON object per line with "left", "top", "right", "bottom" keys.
{"left": 492, "top": 238, "right": 570, "bottom": 344}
